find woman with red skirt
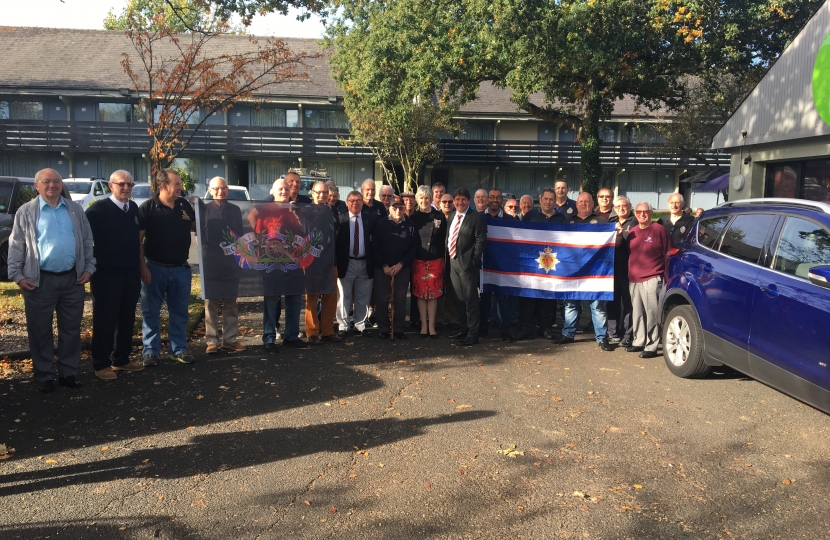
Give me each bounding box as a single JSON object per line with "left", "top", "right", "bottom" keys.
{"left": 411, "top": 186, "right": 447, "bottom": 338}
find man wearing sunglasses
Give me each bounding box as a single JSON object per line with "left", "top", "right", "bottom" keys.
{"left": 85, "top": 170, "right": 146, "bottom": 380}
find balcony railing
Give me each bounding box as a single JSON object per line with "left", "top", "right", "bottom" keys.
{"left": 0, "top": 120, "right": 729, "bottom": 168}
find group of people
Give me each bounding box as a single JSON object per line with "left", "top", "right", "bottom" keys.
{"left": 8, "top": 167, "right": 686, "bottom": 393}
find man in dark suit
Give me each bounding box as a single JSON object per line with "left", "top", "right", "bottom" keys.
{"left": 336, "top": 190, "right": 374, "bottom": 337}
{"left": 446, "top": 187, "right": 487, "bottom": 346}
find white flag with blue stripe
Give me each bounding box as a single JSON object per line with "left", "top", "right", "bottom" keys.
{"left": 482, "top": 218, "right": 616, "bottom": 301}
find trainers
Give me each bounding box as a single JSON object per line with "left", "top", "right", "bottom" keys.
{"left": 95, "top": 367, "right": 117, "bottom": 380}
{"left": 225, "top": 342, "right": 246, "bottom": 352}
{"left": 143, "top": 354, "right": 159, "bottom": 367}
{"left": 170, "top": 352, "right": 196, "bottom": 364}
{"left": 112, "top": 362, "right": 144, "bottom": 372}
{"left": 206, "top": 343, "right": 220, "bottom": 354}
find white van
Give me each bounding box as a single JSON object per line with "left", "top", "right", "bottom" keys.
{"left": 64, "top": 178, "right": 110, "bottom": 209}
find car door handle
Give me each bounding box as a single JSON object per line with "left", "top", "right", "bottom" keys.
{"left": 760, "top": 284, "right": 779, "bottom": 297}
{"left": 699, "top": 263, "right": 713, "bottom": 273}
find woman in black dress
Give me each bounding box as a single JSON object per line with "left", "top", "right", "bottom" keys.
{"left": 411, "top": 185, "right": 447, "bottom": 338}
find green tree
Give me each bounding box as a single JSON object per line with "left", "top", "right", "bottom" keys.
{"left": 326, "top": 0, "right": 464, "bottom": 192}
{"left": 105, "top": 0, "right": 243, "bottom": 33}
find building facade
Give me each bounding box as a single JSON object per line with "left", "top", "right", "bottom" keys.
{"left": 0, "top": 27, "right": 727, "bottom": 206}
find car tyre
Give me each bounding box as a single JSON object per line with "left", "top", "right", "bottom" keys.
{"left": 662, "top": 304, "right": 711, "bottom": 378}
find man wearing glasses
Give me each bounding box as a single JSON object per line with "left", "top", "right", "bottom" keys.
{"left": 504, "top": 198, "right": 520, "bottom": 218}
{"left": 306, "top": 181, "right": 342, "bottom": 344}
{"left": 622, "top": 202, "right": 672, "bottom": 359}
{"left": 85, "top": 170, "right": 145, "bottom": 380}
{"left": 199, "top": 177, "right": 246, "bottom": 355}
{"left": 8, "top": 168, "right": 96, "bottom": 393}
{"left": 379, "top": 185, "right": 395, "bottom": 212}
{"left": 608, "top": 196, "right": 636, "bottom": 347}
{"left": 594, "top": 188, "right": 615, "bottom": 220}
{"left": 436, "top": 194, "right": 459, "bottom": 329}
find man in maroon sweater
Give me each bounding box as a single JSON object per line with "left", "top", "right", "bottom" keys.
{"left": 622, "top": 202, "right": 672, "bottom": 358}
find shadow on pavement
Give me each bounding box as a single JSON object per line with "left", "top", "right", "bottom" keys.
{"left": 0, "top": 411, "right": 496, "bottom": 496}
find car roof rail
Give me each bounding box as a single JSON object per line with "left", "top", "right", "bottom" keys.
{"left": 719, "top": 197, "right": 830, "bottom": 215}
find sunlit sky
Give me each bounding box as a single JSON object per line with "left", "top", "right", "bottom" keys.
{"left": 2, "top": 0, "right": 326, "bottom": 38}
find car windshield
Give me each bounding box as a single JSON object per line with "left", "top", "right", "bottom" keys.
{"left": 64, "top": 181, "right": 92, "bottom": 194}
{"left": 132, "top": 185, "right": 152, "bottom": 199}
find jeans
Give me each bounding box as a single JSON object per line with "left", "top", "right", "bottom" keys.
{"left": 481, "top": 292, "right": 518, "bottom": 332}
{"left": 263, "top": 294, "right": 302, "bottom": 343}
{"left": 562, "top": 300, "right": 607, "bottom": 342}
{"left": 141, "top": 261, "right": 191, "bottom": 356}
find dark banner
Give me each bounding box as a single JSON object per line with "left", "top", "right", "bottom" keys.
{"left": 196, "top": 200, "right": 335, "bottom": 299}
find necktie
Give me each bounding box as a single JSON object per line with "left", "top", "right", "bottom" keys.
{"left": 353, "top": 217, "right": 360, "bottom": 257}
{"left": 448, "top": 214, "right": 462, "bottom": 258}
{"left": 123, "top": 203, "right": 128, "bottom": 213}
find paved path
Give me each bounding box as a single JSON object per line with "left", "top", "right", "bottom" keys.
{"left": 1, "top": 301, "right": 829, "bottom": 539}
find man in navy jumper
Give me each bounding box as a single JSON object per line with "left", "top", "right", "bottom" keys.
{"left": 85, "top": 170, "right": 146, "bottom": 380}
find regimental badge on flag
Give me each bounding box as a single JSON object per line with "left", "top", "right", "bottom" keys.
{"left": 481, "top": 218, "right": 616, "bottom": 301}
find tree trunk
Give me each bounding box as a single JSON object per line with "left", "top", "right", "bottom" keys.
{"left": 577, "top": 95, "right": 602, "bottom": 198}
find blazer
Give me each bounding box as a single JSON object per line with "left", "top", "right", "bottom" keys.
{"left": 445, "top": 209, "right": 487, "bottom": 273}
{"left": 8, "top": 196, "right": 96, "bottom": 285}
{"left": 336, "top": 212, "right": 374, "bottom": 279}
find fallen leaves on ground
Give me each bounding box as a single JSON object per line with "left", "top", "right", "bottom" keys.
{"left": 498, "top": 444, "right": 524, "bottom": 458}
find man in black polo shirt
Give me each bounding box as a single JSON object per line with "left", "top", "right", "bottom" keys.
{"left": 85, "top": 170, "right": 145, "bottom": 381}
{"left": 138, "top": 168, "right": 196, "bottom": 366}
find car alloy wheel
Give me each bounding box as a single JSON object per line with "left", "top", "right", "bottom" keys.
{"left": 661, "top": 304, "right": 711, "bottom": 378}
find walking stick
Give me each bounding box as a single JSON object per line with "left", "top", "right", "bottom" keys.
{"left": 390, "top": 272, "right": 396, "bottom": 340}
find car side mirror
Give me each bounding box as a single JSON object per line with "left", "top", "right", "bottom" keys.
{"left": 94, "top": 188, "right": 103, "bottom": 196}
{"left": 808, "top": 265, "right": 830, "bottom": 289}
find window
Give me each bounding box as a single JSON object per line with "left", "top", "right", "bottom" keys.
{"left": 0, "top": 101, "right": 44, "bottom": 120}
{"left": 253, "top": 107, "right": 287, "bottom": 127}
{"left": 765, "top": 159, "right": 830, "bottom": 201}
{"left": 718, "top": 214, "right": 776, "bottom": 264}
{"left": 598, "top": 124, "right": 616, "bottom": 143}
{"left": 697, "top": 215, "right": 731, "bottom": 249}
{"left": 459, "top": 121, "right": 495, "bottom": 141}
{"left": 625, "top": 124, "right": 664, "bottom": 145}
{"left": 98, "top": 103, "right": 132, "bottom": 122}
{"left": 0, "top": 183, "right": 12, "bottom": 212}
{"left": 772, "top": 217, "right": 830, "bottom": 278}
{"left": 12, "top": 183, "right": 38, "bottom": 213}
{"left": 303, "top": 109, "right": 349, "bottom": 129}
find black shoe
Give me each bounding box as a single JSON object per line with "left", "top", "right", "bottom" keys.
{"left": 620, "top": 338, "right": 633, "bottom": 348}
{"left": 501, "top": 331, "right": 514, "bottom": 343}
{"left": 336, "top": 330, "right": 349, "bottom": 339}
{"left": 542, "top": 328, "right": 557, "bottom": 340}
{"left": 396, "top": 333, "right": 407, "bottom": 340}
{"left": 378, "top": 332, "right": 390, "bottom": 339}
{"left": 511, "top": 328, "right": 534, "bottom": 341}
{"left": 554, "top": 336, "right": 574, "bottom": 345}
{"left": 450, "top": 331, "right": 468, "bottom": 340}
{"left": 58, "top": 376, "right": 83, "bottom": 389}
{"left": 353, "top": 329, "right": 367, "bottom": 337}
{"left": 284, "top": 339, "right": 307, "bottom": 348}
{"left": 599, "top": 338, "right": 613, "bottom": 352}
{"left": 367, "top": 315, "right": 377, "bottom": 327}
{"left": 264, "top": 342, "right": 279, "bottom": 353}
{"left": 420, "top": 332, "right": 430, "bottom": 339}
{"left": 639, "top": 351, "right": 659, "bottom": 359}
{"left": 460, "top": 336, "right": 479, "bottom": 346}
{"left": 625, "top": 345, "right": 644, "bottom": 353}
{"left": 39, "top": 380, "right": 55, "bottom": 393}
{"left": 429, "top": 333, "right": 440, "bottom": 339}
{"left": 479, "top": 329, "right": 489, "bottom": 337}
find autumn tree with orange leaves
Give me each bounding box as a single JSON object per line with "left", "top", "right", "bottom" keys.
{"left": 120, "top": 10, "right": 316, "bottom": 188}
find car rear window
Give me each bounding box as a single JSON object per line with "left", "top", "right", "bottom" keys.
{"left": 772, "top": 216, "right": 830, "bottom": 278}
{"left": 718, "top": 214, "right": 776, "bottom": 264}
{"left": 698, "top": 215, "right": 730, "bottom": 249}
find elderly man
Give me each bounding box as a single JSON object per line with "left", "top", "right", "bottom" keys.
{"left": 473, "top": 188, "right": 488, "bottom": 213}
{"left": 594, "top": 187, "right": 615, "bottom": 220}
{"left": 379, "top": 185, "right": 395, "bottom": 211}
{"left": 401, "top": 191, "right": 416, "bottom": 217}
{"left": 85, "top": 170, "right": 144, "bottom": 381}
{"left": 554, "top": 192, "right": 612, "bottom": 351}
{"left": 336, "top": 190, "right": 374, "bottom": 337}
{"left": 199, "top": 177, "right": 246, "bottom": 355}
{"left": 139, "top": 168, "right": 196, "bottom": 366}
{"left": 8, "top": 168, "right": 95, "bottom": 392}
{"left": 326, "top": 180, "right": 348, "bottom": 217}
{"left": 512, "top": 188, "right": 563, "bottom": 341}
{"left": 504, "top": 198, "right": 520, "bottom": 218}
{"left": 607, "top": 196, "right": 636, "bottom": 347}
{"left": 446, "top": 187, "right": 487, "bottom": 346}
{"left": 432, "top": 182, "right": 446, "bottom": 211}
{"left": 436, "top": 193, "right": 459, "bottom": 329}
{"left": 657, "top": 193, "right": 695, "bottom": 245}
{"left": 305, "top": 181, "right": 342, "bottom": 344}
{"left": 519, "top": 195, "right": 534, "bottom": 218}
{"left": 361, "top": 179, "right": 386, "bottom": 228}
{"left": 286, "top": 170, "right": 312, "bottom": 203}
{"left": 480, "top": 188, "right": 519, "bottom": 342}
{"left": 624, "top": 202, "right": 672, "bottom": 359}
{"left": 250, "top": 178, "right": 307, "bottom": 351}
{"left": 553, "top": 180, "right": 577, "bottom": 217}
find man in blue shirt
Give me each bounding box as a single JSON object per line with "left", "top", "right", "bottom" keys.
{"left": 8, "top": 168, "right": 95, "bottom": 393}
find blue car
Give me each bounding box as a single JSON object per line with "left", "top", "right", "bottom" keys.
{"left": 660, "top": 198, "right": 830, "bottom": 414}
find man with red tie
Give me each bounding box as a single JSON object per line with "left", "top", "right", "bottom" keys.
{"left": 336, "top": 190, "right": 374, "bottom": 337}
{"left": 446, "top": 188, "right": 487, "bottom": 346}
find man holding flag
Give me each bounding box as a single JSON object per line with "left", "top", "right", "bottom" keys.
{"left": 554, "top": 193, "right": 613, "bottom": 351}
